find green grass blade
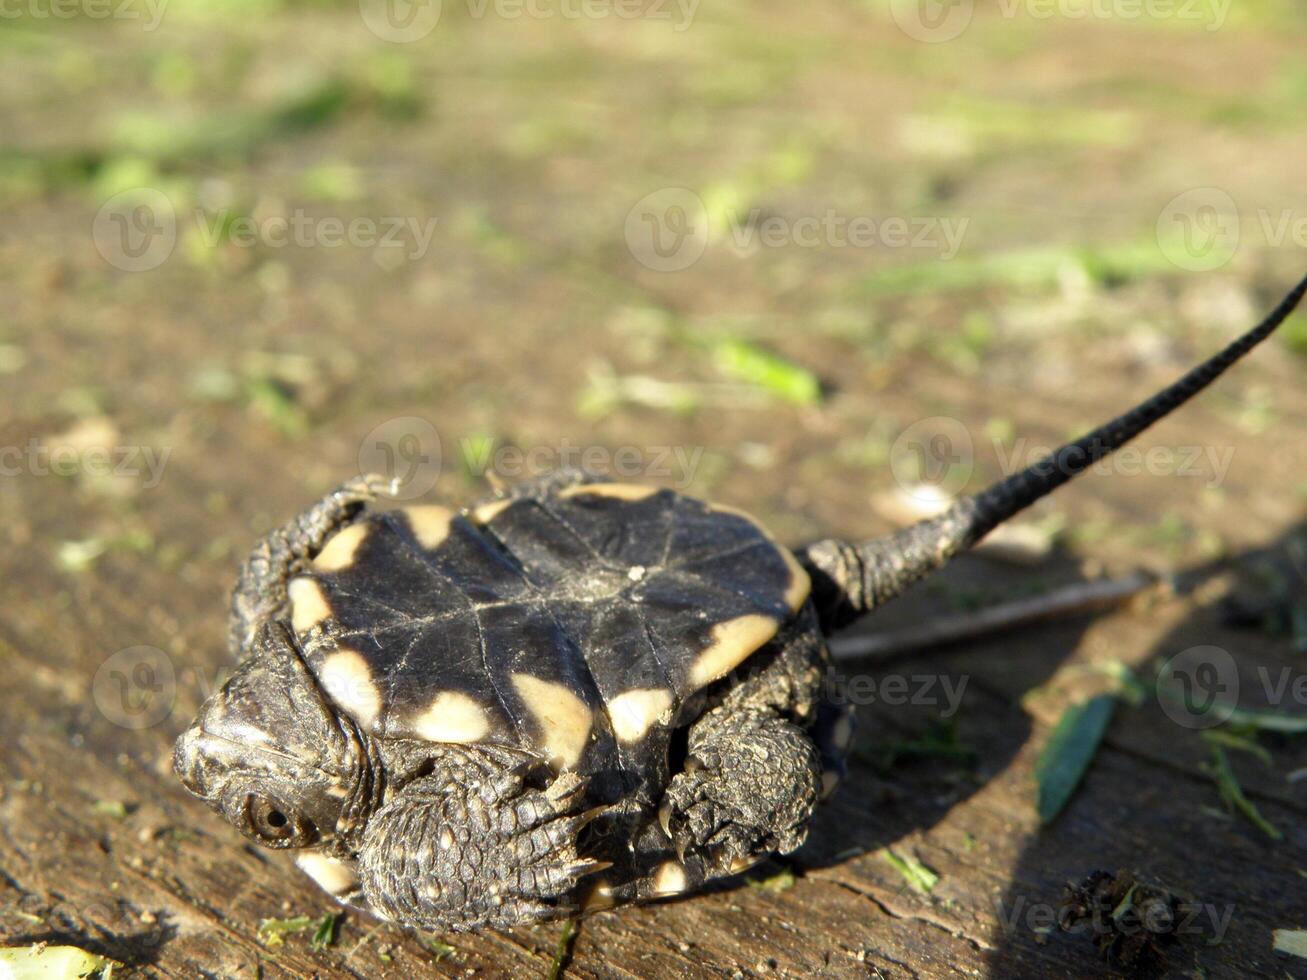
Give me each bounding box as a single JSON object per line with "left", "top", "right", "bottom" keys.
{"left": 1035, "top": 694, "right": 1117, "bottom": 823}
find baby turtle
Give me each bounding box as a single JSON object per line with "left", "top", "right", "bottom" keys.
{"left": 176, "top": 275, "right": 1306, "bottom": 932}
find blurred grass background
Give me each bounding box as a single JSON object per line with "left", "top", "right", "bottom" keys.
{"left": 3, "top": 5, "right": 1307, "bottom": 976}
{"left": 2, "top": 0, "right": 1307, "bottom": 563}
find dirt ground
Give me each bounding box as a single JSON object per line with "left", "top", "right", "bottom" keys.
{"left": 2, "top": 1, "right": 1307, "bottom": 977}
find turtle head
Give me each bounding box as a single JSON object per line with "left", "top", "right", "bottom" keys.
{"left": 174, "top": 622, "right": 359, "bottom": 850}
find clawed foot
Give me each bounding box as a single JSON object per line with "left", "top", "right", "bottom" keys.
{"left": 658, "top": 715, "right": 822, "bottom": 875}
{"left": 360, "top": 753, "right": 610, "bottom": 930}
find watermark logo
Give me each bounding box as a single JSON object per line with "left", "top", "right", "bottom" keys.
{"left": 1, "top": 439, "right": 171, "bottom": 489}
{"left": 462, "top": 436, "right": 705, "bottom": 489}
{"left": 358, "top": 416, "right": 443, "bottom": 500}
{"left": 360, "top": 0, "right": 697, "bottom": 40}
{"left": 360, "top": 0, "right": 441, "bottom": 41}
{"left": 729, "top": 210, "right": 968, "bottom": 258}
{"left": 826, "top": 669, "right": 969, "bottom": 716}
{"left": 891, "top": 0, "right": 1230, "bottom": 40}
{"left": 890, "top": 416, "right": 975, "bottom": 501}
{"left": 890, "top": 0, "right": 974, "bottom": 42}
{"left": 995, "top": 894, "right": 1234, "bottom": 944}
{"left": 93, "top": 646, "right": 177, "bottom": 730}
{"left": 993, "top": 439, "right": 1235, "bottom": 490}
{"left": 625, "top": 187, "right": 710, "bottom": 273}
{"left": 93, "top": 188, "right": 177, "bottom": 273}
{"left": 92, "top": 191, "right": 440, "bottom": 272}
{"left": 886, "top": 416, "right": 1239, "bottom": 502}
{"left": 1156, "top": 187, "right": 1240, "bottom": 272}
{"left": 1157, "top": 644, "right": 1238, "bottom": 729}
{"left": 0, "top": 0, "right": 169, "bottom": 30}
{"left": 194, "top": 210, "right": 439, "bottom": 261}
{"left": 625, "top": 187, "right": 969, "bottom": 272}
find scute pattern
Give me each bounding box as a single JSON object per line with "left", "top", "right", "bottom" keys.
{"left": 288, "top": 484, "right": 811, "bottom": 785}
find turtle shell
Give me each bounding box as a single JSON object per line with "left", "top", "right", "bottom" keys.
{"left": 285, "top": 482, "right": 810, "bottom": 785}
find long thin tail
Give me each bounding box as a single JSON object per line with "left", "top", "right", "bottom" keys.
{"left": 802, "top": 271, "right": 1307, "bottom": 631}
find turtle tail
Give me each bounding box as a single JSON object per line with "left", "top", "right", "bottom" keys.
{"left": 801, "top": 270, "right": 1307, "bottom": 631}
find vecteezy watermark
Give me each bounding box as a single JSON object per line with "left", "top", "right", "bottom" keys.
{"left": 888, "top": 416, "right": 1239, "bottom": 502}
{"left": 359, "top": 0, "right": 442, "bottom": 42}
{"left": 93, "top": 646, "right": 177, "bottom": 730}
{"left": 994, "top": 894, "right": 1235, "bottom": 944}
{"left": 890, "top": 416, "right": 976, "bottom": 501}
{"left": 890, "top": 0, "right": 1229, "bottom": 42}
{"left": 0, "top": 0, "right": 168, "bottom": 30}
{"left": 93, "top": 648, "right": 242, "bottom": 731}
{"left": 360, "top": 0, "right": 698, "bottom": 42}
{"left": 1157, "top": 645, "right": 1238, "bottom": 729}
{"left": 1157, "top": 645, "right": 1307, "bottom": 729}
{"left": 1156, "top": 187, "right": 1241, "bottom": 273}
{"left": 358, "top": 416, "right": 444, "bottom": 501}
{"left": 889, "top": 0, "right": 975, "bottom": 42}
{"left": 727, "top": 210, "right": 968, "bottom": 259}
{"left": 1156, "top": 188, "right": 1307, "bottom": 272}
{"left": 356, "top": 418, "right": 707, "bottom": 498}
{"left": 625, "top": 188, "right": 710, "bottom": 273}
{"left": 823, "top": 668, "right": 969, "bottom": 717}
{"left": 0, "top": 439, "right": 171, "bottom": 489}
{"left": 93, "top": 188, "right": 178, "bottom": 273}
{"left": 93, "top": 189, "right": 439, "bottom": 273}
{"left": 6, "top": 893, "right": 170, "bottom": 951}
{"left": 194, "top": 210, "right": 438, "bottom": 262}
{"left": 624, "top": 187, "right": 968, "bottom": 272}
{"left": 461, "top": 437, "right": 705, "bottom": 489}
{"left": 992, "top": 439, "right": 1235, "bottom": 490}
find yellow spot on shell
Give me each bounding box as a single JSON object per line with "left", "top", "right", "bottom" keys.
{"left": 729, "top": 854, "right": 764, "bottom": 874}
{"left": 403, "top": 505, "right": 455, "bottom": 549}
{"left": 652, "top": 860, "right": 688, "bottom": 895}
{"left": 511, "top": 674, "right": 593, "bottom": 770}
{"left": 707, "top": 501, "right": 762, "bottom": 524}
{"left": 287, "top": 576, "right": 332, "bottom": 633}
{"left": 688, "top": 614, "right": 780, "bottom": 689}
{"left": 583, "top": 880, "right": 617, "bottom": 911}
{"left": 779, "top": 545, "right": 811, "bottom": 612}
{"left": 318, "top": 648, "right": 382, "bottom": 729}
{"left": 296, "top": 852, "right": 359, "bottom": 898}
{"left": 711, "top": 501, "right": 810, "bottom": 612}
{"left": 831, "top": 713, "right": 855, "bottom": 751}
{"left": 607, "top": 689, "right": 673, "bottom": 744}
{"left": 411, "top": 691, "right": 491, "bottom": 743}
{"left": 312, "top": 522, "right": 370, "bottom": 572}
{"left": 471, "top": 499, "right": 513, "bottom": 523}
{"left": 558, "top": 483, "right": 659, "bottom": 502}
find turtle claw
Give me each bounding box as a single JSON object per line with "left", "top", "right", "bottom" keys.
{"left": 658, "top": 799, "right": 673, "bottom": 840}
{"left": 361, "top": 759, "right": 611, "bottom": 932}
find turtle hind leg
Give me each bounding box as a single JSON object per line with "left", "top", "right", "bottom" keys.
{"left": 357, "top": 746, "right": 609, "bottom": 931}
{"left": 657, "top": 708, "right": 823, "bottom": 879}
{"left": 228, "top": 474, "right": 395, "bottom": 658}
{"left": 653, "top": 612, "right": 831, "bottom": 884}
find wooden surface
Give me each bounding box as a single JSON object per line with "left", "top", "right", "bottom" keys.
{"left": 4, "top": 6, "right": 1307, "bottom": 977}
{"left": 2, "top": 444, "right": 1307, "bottom": 978}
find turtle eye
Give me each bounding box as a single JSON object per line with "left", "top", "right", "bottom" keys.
{"left": 246, "top": 794, "right": 314, "bottom": 845}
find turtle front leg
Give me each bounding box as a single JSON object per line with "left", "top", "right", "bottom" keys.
{"left": 229, "top": 474, "right": 395, "bottom": 657}
{"left": 358, "top": 745, "right": 608, "bottom": 931}
{"left": 658, "top": 708, "right": 823, "bottom": 879}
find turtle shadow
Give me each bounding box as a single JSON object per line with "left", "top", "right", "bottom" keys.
{"left": 793, "top": 546, "right": 1106, "bottom": 866}
{"left": 982, "top": 525, "right": 1307, "bottom": 980}
{"left": 761, "top": 524, "right": 1307, "bottom": 976}
{"left": 972, "top": 521, "right": 1307, "bottom": 979}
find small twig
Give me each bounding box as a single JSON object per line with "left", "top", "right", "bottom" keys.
{"left": 829, "top": 571, "right": 1160, "bottom": 662}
